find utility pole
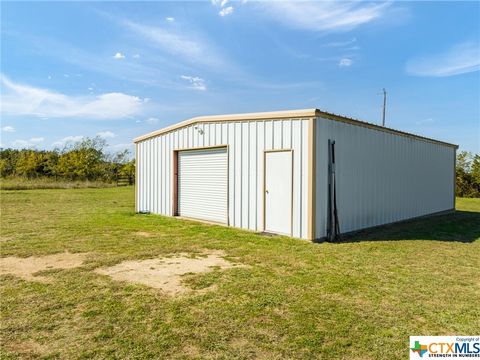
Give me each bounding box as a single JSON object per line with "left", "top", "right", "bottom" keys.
{"left": 382, "top": 88, "right": 387, "bottom": 127}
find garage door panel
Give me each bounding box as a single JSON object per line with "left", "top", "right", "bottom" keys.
{"left": 178, "top": 148, "right": 228, "bottom": 224}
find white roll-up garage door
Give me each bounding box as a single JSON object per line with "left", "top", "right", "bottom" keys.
{"left": 178, "top": 147, "right": 228, "bottom": 224}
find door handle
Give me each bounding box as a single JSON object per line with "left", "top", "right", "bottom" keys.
{"left": 265, "top": 190, "right": 269, "bottom": 194}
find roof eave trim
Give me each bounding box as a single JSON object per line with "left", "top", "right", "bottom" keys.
{"left": 133, "top": 108, "right": 318, "bottom": 143}
{"left": 315, "top": 110, "right": 458, "bottom": 149}
{"left": 133, "top": 108, "right": 458, "bottom": 149}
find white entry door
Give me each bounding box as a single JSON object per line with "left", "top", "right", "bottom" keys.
{"left": 178, "top": 147, "right": 228, "bottom": 224}
{"left": 264, "top": 150, "right": 293, "bottom": 235}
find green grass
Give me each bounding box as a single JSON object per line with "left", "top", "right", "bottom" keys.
{"left": 1, "top": 187, "right": 479, "bottom": 359}
{"left": 0, "top": 177, "right": 116, "bottom": 190}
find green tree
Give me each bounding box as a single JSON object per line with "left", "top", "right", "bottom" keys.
{"left": 0, "top": 137, "right": 135, "bottom": 186}
{"left": 56, "top": 137, "right": 106, "bottom": 180}
{"left": 457, "top": 151, "right": 472, "bottom": 173}
{"left": 470, "top": 154, "right": 480, "bottom": 196}
{"left": 0, "top": 158, "right": 9, "bottom": 177}
{"left": 15, "top": 151, "right": 41, "bottom": 178}
{"left": 119, "top": 160, "right": 135, "bottom": 184}
{"left": 456, "top": 151, "right": 480, "bottom": 198}
{"left": 0, "top": 149, "right": 20, "bottom": 177}
{"left": 471, "top": 154, "right": 480, "bottom": 184}
{"left": 41, "top": 151, "right": 59, "bottom": 178}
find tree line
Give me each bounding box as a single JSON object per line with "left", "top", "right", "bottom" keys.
{"left": 0, "top": 137, "right": 135, "bottom": 184}
{"left": 456, "top": 151, "right": 480, "bottom": 198}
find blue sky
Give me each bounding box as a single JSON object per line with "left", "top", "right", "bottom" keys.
{"left": 1, "top": 1, "right": 479, "bottom": 154}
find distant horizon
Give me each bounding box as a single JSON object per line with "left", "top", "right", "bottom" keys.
{"left": 1, "top": 1, "right": 479, "bottom": 154}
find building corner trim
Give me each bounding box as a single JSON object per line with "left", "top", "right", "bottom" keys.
{"left": 307, "top": 118, "right": 316, "bottom": 240}
{"left": 135, "top": 143, "right": 138, "bottom": 213}
{"left": 453, "top": 147, "right": 457, "bottom": 210}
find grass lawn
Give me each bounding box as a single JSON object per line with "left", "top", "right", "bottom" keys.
{"left": 0, "top": 177, "right": 116, "bottom": 191}
{"left": 1, "top": 187, "right": 479, "bottom": 359}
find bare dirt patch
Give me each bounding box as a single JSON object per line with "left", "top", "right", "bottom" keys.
{"left": 0, "top": 252, "right": 89, "bottom": 282}
{"left": 95, "top": 250, "right": 243, "bottom": 295}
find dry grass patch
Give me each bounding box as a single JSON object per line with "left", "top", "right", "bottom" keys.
{"left": 0, "top": 252, "right": 89, "bottom": 282}
{"left": 3, "top": 339, "right": 47, "bottom": 358}
{"left": 95, "top": 250, "right": 244, "bottom": 295}
{"left": 133, "top": 231, "right": 153, "bottom": 237}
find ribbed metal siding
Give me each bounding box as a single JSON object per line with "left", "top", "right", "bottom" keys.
{"left": 136, "top": 118, "right": 310, "bottom": 239}
{"left": 178, "top": 148, "right": 228, "bottom": 223}
{"left": 315, "top": 117, "right": 455, "bottom": 237}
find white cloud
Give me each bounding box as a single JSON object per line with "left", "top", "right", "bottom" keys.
{"left": 325, "top": 38, "right": 357, "bottom": 47}
{"left": 124, "top": 20, "right": 226, "bottom": 69}
{"left": 346, "top": 45, "right": 360, "bottom": 51}
{"left": 180, "top": 75, "right": 207, "bottom": 91}
{"left": 1, "top": 126, "right": 15, "bottom": 132}
{"left": 166, "top": 17, "right": 175, "bottom": 22}
{"left": 257, "top": 1, "right": 390, "bottom": 32}
{"left": 109, "top": 143, "right": 134, "bottom": 151}
{"left": 133, "top": 54, "right": 140, "bottom": 58}
{"left": 219, "top": 6, "right": 234, "bottom": 16}
{"left": 339, "top": 58, "right": 353, "bottom": 67}
{"left": 11, "top": 140, "right": 29, "bottom": 148}
{"left": 12, "top": 137, "right": 44, "bottom": 149}
{"left": 113, "top": 52, "right": 125, "bottom": 59}
{"left": 23, "top": 34, "right": 181, "bottom": 87}
{"left": 1, "top": 75, "right": 144, "bottom": 119}
{"left": 52, "top": 135, "right": 84, "bottom": 147}
{"left": 406, "top": 41, "right": 480, "bottom": 77}
{"left": 212, "top": 0, "right": 235, "bottom": 17}
{"left": 96, "top": 131, "right": 116, "bottom": 139}
{"left": 146, "top": 117, "right": 159, "bottom": 125}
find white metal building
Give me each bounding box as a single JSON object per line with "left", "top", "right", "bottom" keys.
{"left": 134, "top": 109, "right": 457, "bottom": 241}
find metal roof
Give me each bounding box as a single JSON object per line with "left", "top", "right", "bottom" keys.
{"left": 133, "top": 108, "right": 458, "bottom": 148}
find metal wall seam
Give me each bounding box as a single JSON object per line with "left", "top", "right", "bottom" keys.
{"left": 136, "top": 117, "right": 311, "bottom": 239}
{"left": 314, "top": 116, "right": 455, "bottom": 237}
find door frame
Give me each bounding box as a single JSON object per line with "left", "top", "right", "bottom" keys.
{"left": 263, "top": 149, "right": 294, "bottom": 236}
{"left": 172, "top": 145, "right": 229, "bottom": 225}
